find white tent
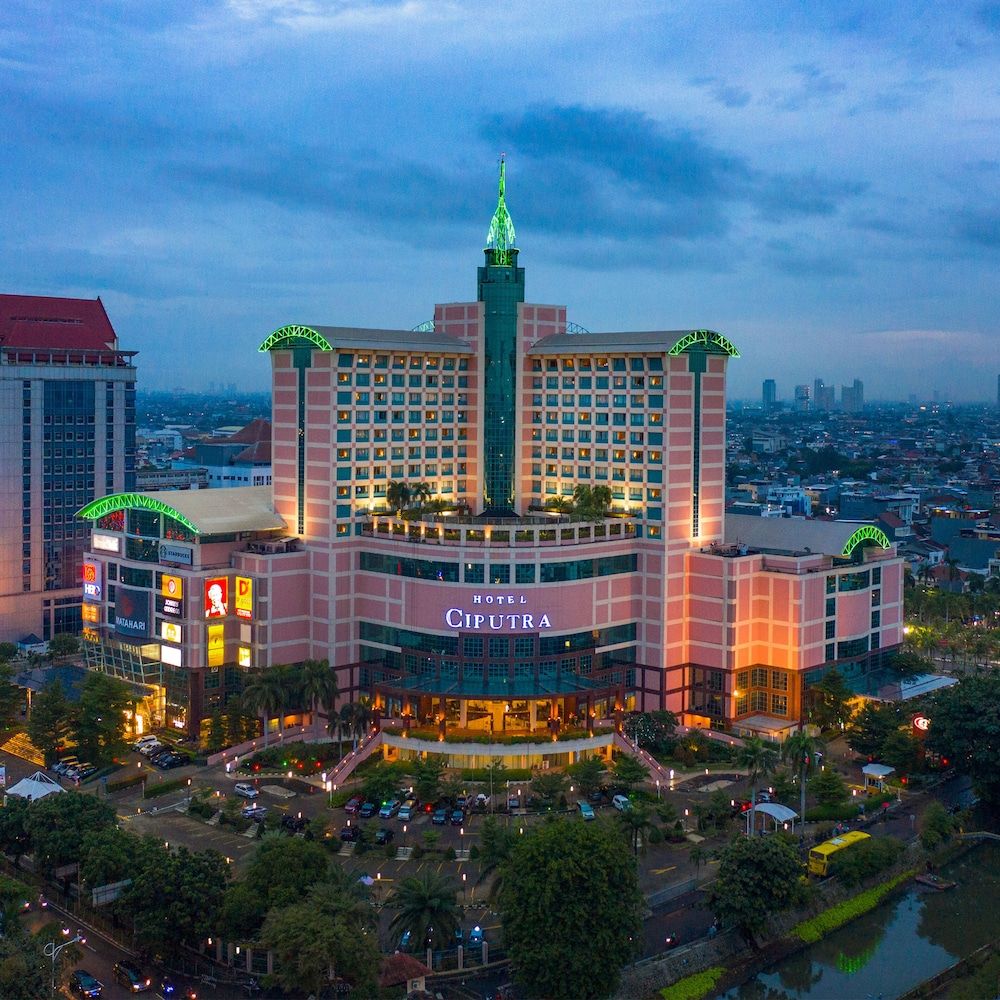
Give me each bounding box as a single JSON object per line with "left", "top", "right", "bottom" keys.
{"left": 745, "top": 801, "right": 798, "bottom": 835}
{"left": 6, "top": 771, "right": 65, "bottom": 801}
{"left": 862, "top": 763, "right": 895, "bottom": 791}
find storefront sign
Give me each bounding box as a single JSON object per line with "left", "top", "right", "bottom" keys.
{"left": 235, "top": 577, "right": 253, "bottom": 620}
{"left": 159, "top": 542, "right": 193, "bottom": 566}
{"left": 445, "top": 608, "right": 551, "bottom": 630}
{"left": 161, "top": 621, "right": 182, "bottom": 644}
{"left": 207, "top": 623, "right": 225, "bottom": 667}
{"left": 160, "top": 596, "right": 183, "bottom": 617}
{"left": 204, "top": 578, "right": 228, "bottom": 618}
{"left": 82, "top": 562, "right": 102, "bottom": 600}
{"left": 161, "top": 575, "right": 183, "bottom": 599}
{"left": 912, "top": 713, "right": 930, "bottom": 736}
{"left": 115, "top": 587, "right": 151, "bottom": 638}
{"left": 92, "top": 532, "right": 120, "bottom": 553}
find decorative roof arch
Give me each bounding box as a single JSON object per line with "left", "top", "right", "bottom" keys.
{"left": 842, "top": 524, "right": 891, "bottom": 557}
{"left": 77, "top": 494, "right": 200, "bottom": 535}
{"left": 667, "top": 329, "right": 741, "bottom": 358}
{"left": 258, "top": 324, "right": 333, "bottom": 353}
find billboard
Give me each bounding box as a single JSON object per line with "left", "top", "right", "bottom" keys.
{"left": 81, "top": 603, "right": 100, "bottom": 624}
{"left": 204, "top": 578, "right": 228, "bottom": 618}
{"left": 235, "top": 577, "right": 253, "bottom": 620}
{"left": 238, "top": 646, "right": 251, "bottom": 668}
{"left": 82, "top": 562, "right": 103, "bottom": 601}
{"left": 115, "top": 587, "right": 151, "bottom": 638}
{"left": 207, "top": 624, "right": 225, "bottom": 667}
{"left": 161, "top": 575, "right": 184, "bottom": 599}
{"left": 92, "top": 533, "right": 120, "bottom": 553}
{"left": 159, "top": 542, "right": 193, "bottom": 566}
{"left": 161, "top": 621, "right": 182, "bottom": 644}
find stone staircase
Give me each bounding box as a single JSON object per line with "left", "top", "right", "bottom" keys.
{"left": 0, "top": 731, "right": 46, "bottom": 766}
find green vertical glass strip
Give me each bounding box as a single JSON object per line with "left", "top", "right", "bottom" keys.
{"left": 292, "top": 347, "right": 312, "bottom": 535}
{"left": 688, "top": 349, "right": 707, "bottom": 538}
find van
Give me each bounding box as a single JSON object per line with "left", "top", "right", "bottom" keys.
{"left": 612, "top": 794, "right": 631, "bottom": 812}
{"left": 234, "top": 782, "right": 259, "bottom": 800}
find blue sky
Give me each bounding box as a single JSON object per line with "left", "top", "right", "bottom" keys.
{"left": 2, "top": 1, "right": 998, "bottom": 400}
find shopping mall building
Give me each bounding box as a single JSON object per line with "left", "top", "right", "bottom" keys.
{"left": 76, "top": 165, "right": 903, "bottom": 759}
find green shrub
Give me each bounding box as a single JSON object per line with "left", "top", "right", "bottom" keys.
{"left": 830, "top": 836, "right": 905, "bottom": 886}
{"left": 920, "top": 801, "right": 955, "bottom": 851}
{"left": 469, "top": 844, "right": 480, "bottom": 860}
{"left": 460, "top": 766, "right": 532, "bottom": 782}
{"left": 187, "top": 798, "right": 216, "bottom": 820}
{"left": 804, "top": 804, "right": 862, "bottom": 822}
{"left": 792, "top": 871, "right": 914, "bottom": 943}
{"left": 444, "top": 846, "right": 456, "bottom": 861}
{"left": 144, "top": 777, "right": 187, "bottom": 799}
{"left": 106, "top": 773, "right": 146, "bottom": 793}
{"left": 660, "top": 966, "right": 724, "bottom": 1000}
{"left": 328, "top": 788, "right": 354, "bottom": 809}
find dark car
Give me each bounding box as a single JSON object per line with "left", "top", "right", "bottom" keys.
{"left": 282, "top": 814, "right": 307, "bottom": 833}
{"left": 344, "top": 795, "right": 363, "bottom": 814}
{"left": 450, "top": 809, "right": 465, "bottom": 826}
{"left": 359, "top": 801, "right": 378, "bottom": 818}
{"left": 242, "top": 805, "right": 268, "bottom": 822}
{"left": 375, "top": 827, "right": 394, "bottom": 845}
{"left": 339, "top": 825, "right": 360, "bottom": 842}
{"left": 69, "top": 970, "right": 104, "bottom": 997}
{"left": 156, "top": 753, "right": 188, "bottom": 770}
{"left": 432, "top": 807, "right": 448, "bottom": 825}
{"left": 113, "top": 961, "right": 151, "bottom": 993}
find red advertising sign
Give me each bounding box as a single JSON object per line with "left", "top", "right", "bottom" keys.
{"left": 912, "top": 713, "right": 930, "bottom": 737}
{"left": 204, "top": 577, "right": 228, "bottom": 618}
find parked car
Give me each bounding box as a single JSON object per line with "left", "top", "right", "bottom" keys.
{"left": 379, "top": 799, "right": 401, "bottom": 819}
{"left": 113, "top": 960, "right": 151, "bottom": 993}
{"left": 450, "top": 809, "right": 465, "bottom": 826}
{"left": 475, "top": 792, "right": 490, "bottom": 809}
{"left": 157, "top": 754, "right": 188, "bottom": 770}
{"left": 398, "top": 800, "right": 417, "bottom": 821}
{"left": 339, "top": 825, "right": 360, "bottom": 842}
{"left": 359, "top": 801, "right": 378, "bottom": 818}
{"left": 469, "top": 925, "right": 484, "bottom": 947}
{"left": 281, "top": 814, "right": 307, "bottom": 833}
{"left": 133, "top": 735, "right": 159, "bottom": 751}
{"left": 241, "top": 805, "right": 268, "bottom": 822}
{"left": 234, "top": 782, "right": 259, "bottom": 800}
{"left": 432, "top": 807, "right": 448, "bottom": 825}
{"left": 756, "top": 791, "right": 772, "bottom": 804}
{"left": 344, "top": 795, "right": 363, "bottom": 814}
{"left": 612, "top": 794, "right": 631, "bottom": 812}
{"left": 375, "top": 827, "right": 394, "bottom": 845}
{"left": 578, "top": 801, "right": 595, "bottom": 821}
{"left": 69, "top": 970, "right": 104, "bottom": 997}
{"left": 53, "top": 757, "right": 79, "bottom": 775}
{"left": 506, "top": 796, "right": 520, "bottom": 811}
{"left": 140, "top": 742, "right": 164, "bottom": 757}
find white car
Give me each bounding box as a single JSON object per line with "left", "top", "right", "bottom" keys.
{"left": 139, "top": 741, "right": 164, "bottom": 756}
{"left": 612, "top": 794, "right": 631, "bottom": 812}
{"left": 234, "top": 782, "right": 259, "bottom": 800}
{"left": 133, "top": 736, "right": 159, "bottom": 751}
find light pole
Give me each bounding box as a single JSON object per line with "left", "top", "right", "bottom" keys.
{"left": 44, "top": 932, "right": 84, "bottom": 993}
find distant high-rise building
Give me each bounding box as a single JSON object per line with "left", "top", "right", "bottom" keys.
{"left": 794, "top": 384, "right": 811, "bottom": 412}
{"left": 762, "top": 379, "right": 776, "bottom": 409}
{"left": 996, "top": 374, "right": 999, "bottom": 408}
{"left": 813, "top": 378, "right": 834, "bottom": 411}
{"left": 0, "top": 295, "right": 136, "bottom": 643}
{"left": 842, "top": 378, "right": 864, "bottom": 413}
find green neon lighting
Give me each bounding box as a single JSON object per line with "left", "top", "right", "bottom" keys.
{"left": 842, "top": 525, "right": 891, "bottom": 557}
{"left": 485, "top": 156, "right": 517, "bottom": 266}
{"left": 77, "top": 494, "right": 200, "bottom": 535}
{"left": 412, "top": 320, "right": 435, "bottom": 333}
{"left": 258, "top": 325, "right": 333, "bottom": 353}
{"left": 667, "top": 330, "right": 741, "bottom": 358}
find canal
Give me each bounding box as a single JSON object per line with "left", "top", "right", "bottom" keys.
{"left": 717, "top": 841, "right": 1000, "bottom": 1000}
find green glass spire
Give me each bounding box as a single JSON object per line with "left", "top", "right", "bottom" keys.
{"left": 485, "top": 155, "right": 516, "bottom": 266}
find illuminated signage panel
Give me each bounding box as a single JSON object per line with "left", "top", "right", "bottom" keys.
{"left": 92, "top": 533, "right": 120, "bottom": 553}
{"left": 207, "top": 624, "right": 225, "bottom": 667}
{"left": 443, "top": 594, "right": 551, "bottom": 631}
{"left": 204, "top": 578, "right": 228, "bottom": 618}
{"left": 161, "top": 645, "right": 182, "bottom": 668}
{"left": 161, "top": 575, "right": 183, "bottom": 599}
{"left": 235, "top": 577, "right": 253, "bottom": 620}
{"left": 82, "top": 562, "right": 103, "bottom": 601}
{"left": 81, "top": 603, "right": 100, "bottom": 624}
{"left": 161, "top": 621, "right": 182, "bottom": 644}
{"left": 238, "top": 646, "right": 251, "bottom": 667}
{"left": 115, "top": 587, "right": 151, "bottom": 638}
{"left": 159, "top": 542, "right": 193, "bottom": 566}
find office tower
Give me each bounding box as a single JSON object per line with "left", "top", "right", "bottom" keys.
{"left": 77, "top": 166, "right": 903, "bottom": 751}
{"left": 794, "top": 384, "right": 811, "bottom": 411}
{"left": 0, "top": 295, "right": 135, "bottom": 643}
{"left": 762, "top": 379, "right": 776, "bottom": 409}
{"left": 842, "top": 378, "right": 865, "bottom": 413}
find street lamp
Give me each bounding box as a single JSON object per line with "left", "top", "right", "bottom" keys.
{"left": 460, "top": 826, "right": 464, "bottom": 856}
{"left": 44, "top": 932, "right": 85, "bottom": 992}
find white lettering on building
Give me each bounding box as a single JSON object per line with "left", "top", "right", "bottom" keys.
{"left": 444, "top": 608, "right": 551, "bottom": 631}
{"left": 471, "top": 594, "right": 528, "bottom": 605}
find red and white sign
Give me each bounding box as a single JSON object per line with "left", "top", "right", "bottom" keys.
{"left": 912, "top": 713, "right": 930, "bottom": 736}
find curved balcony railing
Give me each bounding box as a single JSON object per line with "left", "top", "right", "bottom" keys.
{"left": 361, "top": 515, "right": 637, "bottom": 548}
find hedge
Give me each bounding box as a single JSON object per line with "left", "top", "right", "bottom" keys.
{"left": 106, "top": 773, "right": 146, "bottom": 793}
{"left": 805, "top": 794, "right": 896, "bottom": 822}
{"left": 144, "top": 777, "right": 188, "bottom": 799}
{"left": 660, "top": 967, "right": 724, "bottom": 1000}
{"left": 792, "top": 870, "right": 914, "bottom": 943}
{"left": 460, "top": 767, "right": 533, "bottom": 782}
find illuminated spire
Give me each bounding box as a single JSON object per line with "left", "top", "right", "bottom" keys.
{"left": 485, "top": 154, "right": 517, "bottom": 266}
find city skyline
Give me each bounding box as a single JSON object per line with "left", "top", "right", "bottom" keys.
{"left": 2, "top": 1, "right": 999, "bottom": 400}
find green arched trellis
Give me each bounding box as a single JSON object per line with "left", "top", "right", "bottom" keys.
{"left": 77, "top": 494, "right": 200, "bottom": 535}
{"left": 258, "top": 324, "right": 333, "bottom": 353}
{"left": 842, "top": 524, "right": 891, "bottom": 557}
{"left": 667, "top": 329, "right": 741, "bottom": 357}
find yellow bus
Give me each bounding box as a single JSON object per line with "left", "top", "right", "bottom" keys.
{"left": 808, "top": 831, "right": 871, "bottom": 876}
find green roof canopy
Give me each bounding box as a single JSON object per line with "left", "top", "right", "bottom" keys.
{"left": 77, "top": 493, "right": 200, "bottom": 535}
{"left": 259, "top": 324, "right": 333, "bottom": 353}
{"left": 842, "top": 524, "right": 891, "bottom": 557}
{"left": 667, "top": 330, "right": 741, "bottom": 358}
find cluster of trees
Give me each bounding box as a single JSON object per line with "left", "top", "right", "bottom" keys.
{"left": 847, "top": 702, "right": 923, "bottom": 773}
{"left": 238, "top": 659, "right": 339, "bottom": 747}
{"left": 27, "top": 673, "right": 133, "bottom": 766}
{"left": 541, "top": 484, "right": 614, "bottom": 521}
{"left": 386, "top": 480, "right": 455, "bottom": 517}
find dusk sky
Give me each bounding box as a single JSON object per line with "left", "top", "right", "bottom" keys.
{"left": 2, "top": 1, "right": 998, "bottom": 401}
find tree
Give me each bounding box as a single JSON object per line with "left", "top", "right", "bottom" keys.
{"left": 709, "top": 835, "right": 803, "bottom": 941}
{"left": 806, "top": 668, "right": 853, "bottom": 731}
{"left": 261, "top": 879, "right": 379, "bottom": 996}
{"left": 361, "top": 762, "right": 400, "bottom": 806}
{"left": 46, "top": 633, "right": 80, "bottom": 659}
{"left": 809, "top": 767, "right": 848, "bottom": 807}
{"left": 623, "top": 711, "right": 677, "bottom": 752}
{"left": 920, "top": 802, "right": 956, "bottom": 851}
{"left": 386, "top": 480, "right": 412, "bottom": 515}
{"left": 567, "top": 756, "right": 605, "bottom": 797}
{"left": 616, "top": 802, "right": 656, "bottom": 856}
{"left": 206, "top": 710, "right": 226, "bottom": 753}
{"left": 299, "top": 658, "right": 337, "bottom": 728}
{"left": 737, "top": 736, "right": 780, "bottom": 829}
{"left": 79, "top": 827, "right": 145, "bottom": 890}
{"left": 387, "top": 870, "right": 460, "bottom": 951}
{"left": 611, "top": 754, "right": 650, "bottom": 793}
{"left": 0, "top": 642, "right": 17, "bottom": 663}
{"left": 846, "top": 702, "right": 903, "bottom": 759}
{"left": 0, "top": 797, "right": 31, "bottom": 861}
{"left": 72, "top": 672, "right": 132, "bottom": 765}
{"left": 0, "top": 930, "right": 50, "bottom": 999}
{"left": 881, "top": 728, "right": 920, "bottom": 774}
{"left": 498, "top": 817, "right": 642, "bottom": 999}
{"left": 476, "top": 816, "right": 516, "bottom": 902}
{"left": 0, "top": 663, "right": 23, "bottom": 734}
{"left": 530, "top": 770, "right": 567, "bottom": 810}
{"left": 25, "top": 792, "right": 117, "bottom": 873}
{"left": 890, "top": 650, "right": 933, "bottom": 680}
{"left": 412, "top": 756, "right": 444, "bottom": 804}
{"left": 925, "top": 674, "right": 1000, "bottom": 802}
{"left": 689, "top": 843, "right": 709, "bottom": 878}
{"left": 26, "top": 679, "right": 74, "bottom": 765}
{"left": 242, "top": 670, "right": 286, "bottom": 747}
{"left": 781, "top": 730, "right": 824, "bottom": 836}
{"left": 411, "top": 481, "right": 433, "bottom": 507}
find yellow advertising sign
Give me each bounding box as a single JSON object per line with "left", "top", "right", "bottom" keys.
{"left": 207, "top": 623, "right": 225, "bottom": 667}
{"left": 161, "top": 621, "right": 182, "bottom": 644}
{"left": 161, "top": 574, "right": 183, "bottom": 599}
{"left": 238, "top": 646, "right": 251, "bottom": 668}
{"left": 81, "top": 603, "right": 100, "bottom": 623}
{"left": 235, "top": 577, "right": 253, "bottom": 620}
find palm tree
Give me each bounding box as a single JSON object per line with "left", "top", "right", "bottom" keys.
{"left": 387, "top": 871, "right": 461, "bottom": 951}
{"left": 737, "top": 736, "right": 779, "bottom": 835}
{"left": 411, "top": 481, "right": 433, "bottom": 508}
{"left": 242, "top": 670, "right": 286, "bottom": 748}
{"left": 476, "top": 816, "right": 515, "bottom": 902}
{"left": 340, "top": 698, "right": 373, "bottom": 750}
{"left": 386, "top": 480, "right": 411, "bottom": 515}
{"left": 781, "top": 729, "right": 824, "bottom": 837}
{"left": 617, "top": 802, "right": 656, "bottom": 856}
{"left": 591, "top": 484, "right": 612, "bottom": 515}
{"left": 299, "top": 658, "right": 338, "bottom": 730}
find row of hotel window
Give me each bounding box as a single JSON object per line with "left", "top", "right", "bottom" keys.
{"left": 336, "top": 354, "right": 469, "bottom": 370}
{"left": 358, "top": 551, "right": 638, "bottom": 583}
{"left": 736, "top": 692, "right": 789, "bottom": 716}
{"left": 528, "top": 374, "right": 663, "bottom": 391}
{"left": 531, "top": 411, "right": 664, "bottom": 426}
{"left": 358, "top": 647, "right": 633, "bottom": 679}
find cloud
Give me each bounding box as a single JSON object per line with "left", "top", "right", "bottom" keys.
{"left": 771, "top": 63, "right": 847, "bottom": 111}
{"left": 977, "top": 2, "right": 1000, "bottom": 32}
{"left": 952, "top": 205, "right": 1000, "bottom": 247}
{"left": 764, "top": 238, "right": 857, "bottom": 277}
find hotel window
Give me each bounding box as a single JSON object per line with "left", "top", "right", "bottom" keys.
{"left": 771, "top": 694, "right": 788, "bottom": 716}
{"left": 488, "top": 636, "right": 509, "bottom": 658}
{"left": 735, "top": 694, "right": 749, "bottom": 715}
{"left": 825, "top": 597, "right": 836, "bottom": 617}
{"left": 514, "top": 636, "right": 534, "bottom": 658}
{"left": 750, "top": 667, "right": 768, "bottom": 687}
{"left": 464, "top": 563, "right": 484, "bottom": 583}
{"left": 491, "top": 565, "right": 510, "bottom": 584}
{"left": 825, "top": 642, "right": 835, "bottom": 661}
{"left": 825, "top": 619, "right": 836, "bottom": 640}
{"left": 737, "top": 670, "right": 749, "bottom": 690}
{"left": 871, "top": 610, "right": 881, "bottom": 629}
{"left": 871, "top": 589, "right": 880, "bottom": 606}
{"left": 463, "top": 636, "right": 483, "bottom": 657}
{"left": 872, "top": 566, "right": 881, "bottom": 584}
{"left": 751, "top": 691, "right": 768, "bottom": 712}
{"left": 770, "top": 671, "right": 788, "bottom": 691}
{"left": 515, "top": 564, "right": 535, "bottom": 584}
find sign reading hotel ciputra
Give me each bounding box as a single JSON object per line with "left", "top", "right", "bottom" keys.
{"left": 445, "top": 594, "right": 551, "bottom": 630}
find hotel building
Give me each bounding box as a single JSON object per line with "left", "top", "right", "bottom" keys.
{"left": 0, "top": 295, "right": 135, "bottom": 644}
{"left": 77, "top": 166, "right": 903, "bottom": 757}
